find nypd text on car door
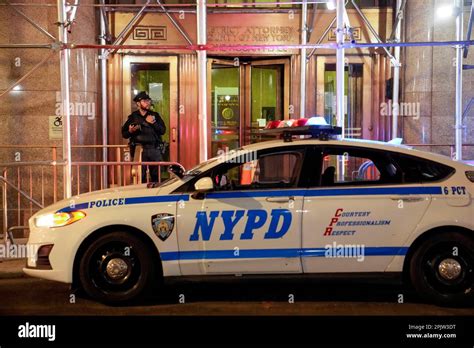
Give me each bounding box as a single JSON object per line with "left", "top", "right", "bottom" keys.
{"left": 176, "top": 147, "right": 306, "bottom": 275}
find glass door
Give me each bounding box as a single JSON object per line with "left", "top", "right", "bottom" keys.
{"left": 209, "top": 58, "right": 289, "bottom": 157}
{"left": 247, "top": 59, "right": 289, "bottom": 144}
{"left": 123, "top": 56, "right": 178, "bottom": 162}
{"left": 210, "top": 59, "right": 242, "bottom": 157}
{"left": 324, "top": 63, "right": 363, "bottom": 138}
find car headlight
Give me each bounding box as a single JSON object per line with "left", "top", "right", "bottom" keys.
{"left": 34, "top": 211, "right": 86, "bottom": 228}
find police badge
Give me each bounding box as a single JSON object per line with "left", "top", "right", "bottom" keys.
{"left": 151, "top": 213, "right": 175, "bottom": 241}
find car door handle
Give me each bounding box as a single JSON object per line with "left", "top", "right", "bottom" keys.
{"left": 266, "top": 196, "right": 294, "bottom": 203}
{"left": 390, "top": 195, "right": 425, "bottom": 202}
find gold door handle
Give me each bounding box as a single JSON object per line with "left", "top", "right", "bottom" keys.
{"left": 172, "top": 128, "right": 176, "bottom": 142}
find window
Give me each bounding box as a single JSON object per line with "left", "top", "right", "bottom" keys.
{"left": 175, "top": 149, "right": 304, "bottom": 192}
{"left": 317, "top": 147, "right": 402, "bottom": 187}
{"left": 213, "top": 151, "right": 302, "bottom": 191}
{"left": 321, "top": 154, "right": 381, "bottom": 186}
{"left": 316, "top": 146, "right": 455, "bottom": 187}
{"left": 390, "top": 154, "right": 455, "bottom": 183}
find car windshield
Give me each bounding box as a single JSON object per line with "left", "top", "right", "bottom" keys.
{"left": 184, "top": 157, "right": 219, "bottom": 176}
{"left": 155, "top": 176, "right": 180, "bottom": 187}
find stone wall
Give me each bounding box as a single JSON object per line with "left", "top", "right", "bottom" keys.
{"left": 0, "top": 0, "right": 101, "bottom": 237}
{"left": 403, "top": 0, "right": 474, "bottom": 160}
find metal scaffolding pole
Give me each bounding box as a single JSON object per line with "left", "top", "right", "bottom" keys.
{"left": 300, "top": 0, "right": 308, "bottom": 118}
{"left": 197, "top": 0, "right": 208, "bottom": 162}
{"left": 351, "top": 0, "right": 398, "bottom": 66}
{"left": 389, "top": 0, "right": 407, "bottom": 42}
{"left": 392, "top": 0, "right": 403, "bottom": 139}
{"left": 0, "top": 44, "right": 53, "bottom": 49}
{"left": 463, "top": 1, "right": 474, "bottom": 58}
{"left": 156, "top": 0, "right": 193, "bottom": 45}
{"left": 336, "top": 0, "right": 345, "bottom": 136}
{"left": 455, "top": 0, "right": 464, "bottom": 160}
{"left": 0, "top": 52, "right": 54, "bottom": 99}
{"left": 104, "top": 0, "right": 150, "bottom": 57}
{"left": 6, "top": 1, "right": 57, "bottom": 42}
{"left": 336, "top": 0, "right": 345, "bottom": 180}
{"left": 57, "top": 0, "right": 72, "bottom": 198}
{"left": 307, "top": 16, "right": 336, "bottom": 60}
{"left": 100, "top": 0, "right": 108, "bottom": 188}
{"left": 0, "top": 1, "right": 339, "bottom": 8}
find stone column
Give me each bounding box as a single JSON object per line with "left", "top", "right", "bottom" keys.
{"left": 403, "top": 0, "right": 473, "bottom": 160}
{"left": 402, "top": 0, "right": 434, "bottom": 148}
{"left": 430, "top": 0, "right": 458, "bottom": 158}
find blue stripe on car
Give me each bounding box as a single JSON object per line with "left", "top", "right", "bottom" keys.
{"left": 160, "top": 247, "right": 409, "bottom": 261}
{"left": 124, "top": 195, "right": 189, "bottom": 205}
{"left": 56, "top": 186, "right": 442, "bottom": 212}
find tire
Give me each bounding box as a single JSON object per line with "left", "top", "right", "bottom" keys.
{"left": 409, "top": 231, "right": 474, "bottom": 307}
{"left": 79, "top": 231, "right": 156, "bottom": 304}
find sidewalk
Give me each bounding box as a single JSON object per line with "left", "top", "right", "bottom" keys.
{"left": 0, "top": 259, "right": 26, "bottom": 279}
{"left": 0, "top": 238, "right": 29, "bottom": 279}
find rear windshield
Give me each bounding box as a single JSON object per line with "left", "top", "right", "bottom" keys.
{"left": 391, "top": 153, "right": 455, "bottom": 183}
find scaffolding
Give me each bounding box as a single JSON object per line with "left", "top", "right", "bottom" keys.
{"left": 1, "top": 0, "right": 474, "bottom": 201}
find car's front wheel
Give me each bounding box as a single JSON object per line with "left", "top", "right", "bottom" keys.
{"left": 409, "top": 231, "right": 473, "bottom": 306}
{"left": 79, "top": 231, "right": 155, "bottom": 304}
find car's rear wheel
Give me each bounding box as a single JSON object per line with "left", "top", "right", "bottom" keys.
{"left": 409, "top": 231, "right": 473, "bottom": 306}
{"left": 79, "top": 231, "right": 155, "bottom": 304}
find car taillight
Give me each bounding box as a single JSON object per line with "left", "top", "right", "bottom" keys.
{"left": 466, "top": 171, "right": 474, "bottom": 182}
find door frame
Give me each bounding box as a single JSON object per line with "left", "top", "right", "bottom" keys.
{"left": 122, "top": 55, "right": 179, "bottom": 162}
{"left": 315, "top": 55, "right": 373, "bottom": 140}
{"left": 207, "top": 57, "right": 291, "bottom": 154}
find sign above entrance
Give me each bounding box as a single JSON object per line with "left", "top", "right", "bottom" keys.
{"left": 208, "top": 26, "right": 297, "bottom": 44}
{"left": 115, "top": 11, "right": 391, "bottom": 55}
{"left": 207, "top": 14, "right": 298, "bottom": 55}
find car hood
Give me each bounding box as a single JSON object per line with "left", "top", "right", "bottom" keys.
{"left": 31, "top": 182, "right": 180, "bottom": 218}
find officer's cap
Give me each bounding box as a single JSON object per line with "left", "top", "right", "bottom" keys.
{"left": 133, "top": 91, "right": 151, "bottom": 102}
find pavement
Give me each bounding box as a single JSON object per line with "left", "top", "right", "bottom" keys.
{"left": 0, "top": 238, "right": 29, "bottom": 279}
{"left": 0, "top": 258, "right": 26, "bottom": 279}
{"left": 1, "top": 240, "right": 473, "bottom": 316}
{"left": 0, "top": 244, "right": 474, "bottom": 317}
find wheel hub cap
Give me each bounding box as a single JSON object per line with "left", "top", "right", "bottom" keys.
{"left": 438, "top": 258, "right": 462, "bottom": 280}
{"left": 106, "top": 258, "right": 129, "bottom": 280}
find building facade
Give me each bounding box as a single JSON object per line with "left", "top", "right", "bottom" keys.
{"left": 0, "top": 0, "right": 473, "bottom": 212}
{"left": 107, "top": 5, "right": 394, "bottom": 170}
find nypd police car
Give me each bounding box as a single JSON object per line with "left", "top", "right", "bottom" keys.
{"left": 24, "top": 119, "right": 473, "bottom": 306}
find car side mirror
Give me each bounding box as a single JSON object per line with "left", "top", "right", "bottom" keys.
{"left": 194, "top": 177, "right": 214, "bottom": 192}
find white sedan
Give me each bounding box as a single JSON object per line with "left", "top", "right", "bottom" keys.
{"left": 24, "top": 125, "right": 473, "bottom": 306}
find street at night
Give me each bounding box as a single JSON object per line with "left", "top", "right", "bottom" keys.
{"left": 1, "top": 261, "right": 472, "bottom": 316}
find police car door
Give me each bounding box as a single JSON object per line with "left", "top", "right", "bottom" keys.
{"left": 177, "top": 147, "right": 306, "bottom": 275}
{"left": 302, "top": 145, "right": 432, "bottom": 273}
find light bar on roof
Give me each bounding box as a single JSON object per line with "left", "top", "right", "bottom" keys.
{"left": 260, "top": 124, "right": 342, "bottom": 142}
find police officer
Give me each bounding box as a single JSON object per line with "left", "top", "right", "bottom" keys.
{"left": 122, "top": 91, "right": 166, "bottom": 183}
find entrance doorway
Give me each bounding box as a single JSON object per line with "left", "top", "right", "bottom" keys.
{"left": 209, "top": 58, "right": 290, "bottom": 157}
{"left": 324, "top": 63, "right": 364, "bottom": 138}
{"left": 122, "top": 56, "right": 178, "bottom": 162}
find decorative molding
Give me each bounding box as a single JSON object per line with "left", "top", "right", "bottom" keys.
{"left": 328, "top": 27, "right": 361, "bottom": 41}
{"left": 133, "top": 26, "right": 167, "bottom": 41}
